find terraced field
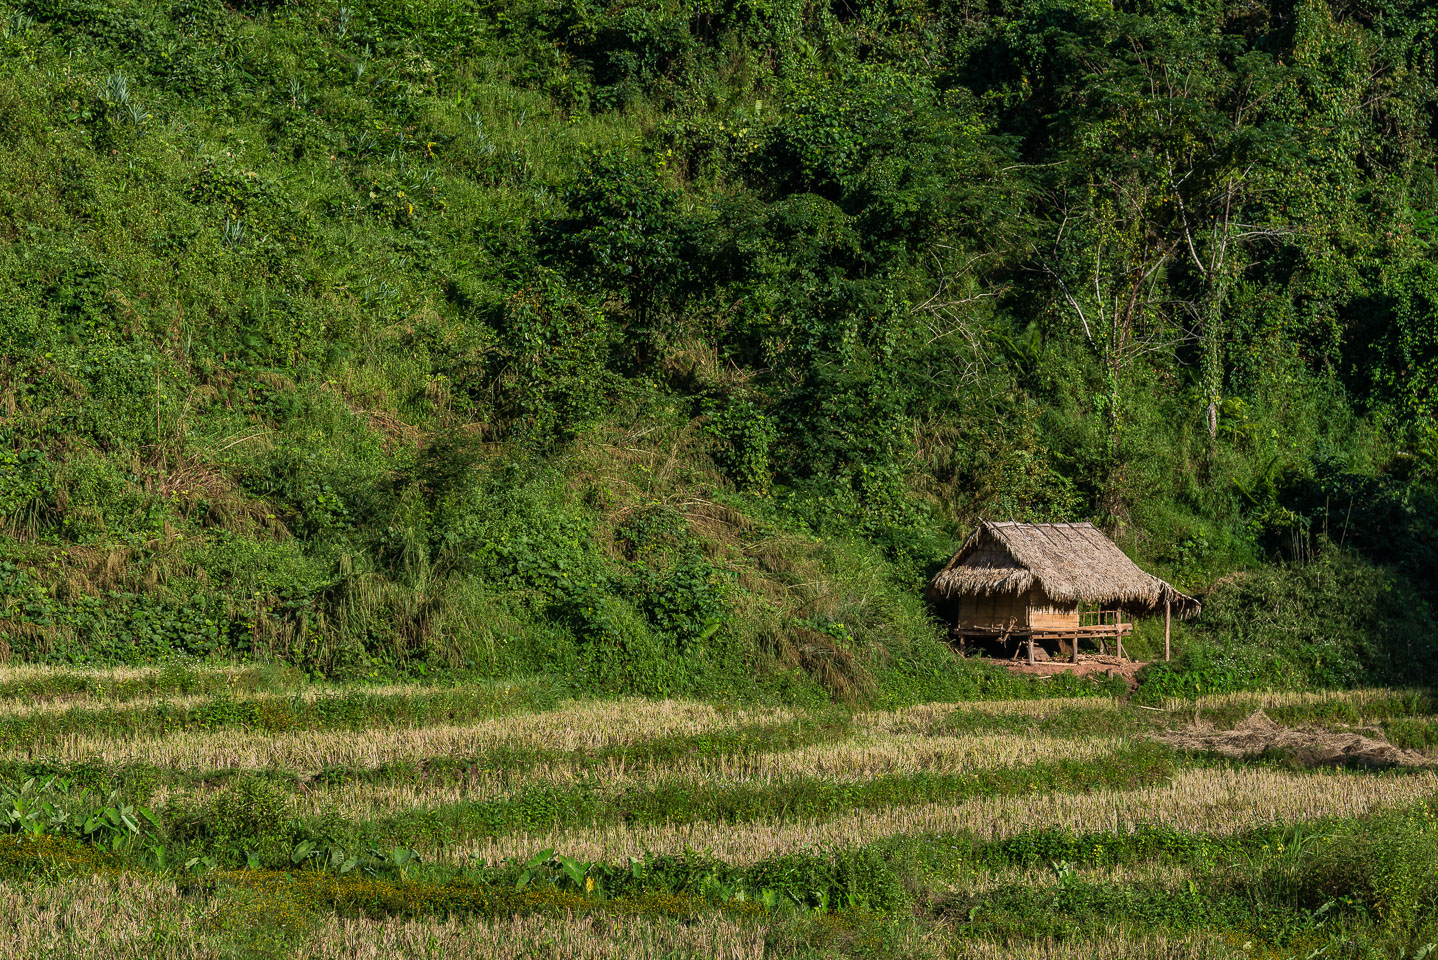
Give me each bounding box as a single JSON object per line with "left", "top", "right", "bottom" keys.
{"left": 1, "top": 666, "right": 1437, "bottom": 958}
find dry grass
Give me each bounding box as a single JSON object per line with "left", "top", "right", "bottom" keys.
{"left": 0, "top": 683, "right": 1429, "bottom": 959}
{"left": 946, "top": 927, "right": 1247, "bottom": 959}
{"left": 856, "top": 698, "right": 1123, "bottom": 734}
{"left": 733, "top": 732, "right": 1116, "bottom": 779}
{"left": 294, "top": 681, "right": 535, "bottom": 701}
{"left": 0, "top": 682, "right": 537, "bottom": 719}
{"left": 16, "top": 699, "right": 794, "bottom": 772}
{"left": 1157, "top": 710, "right": 1436, "bottom": 767}
{"left": 0, "top": 664, "right": 281, "bottom": 705}
{"left": 1169, "top": 688, "right": 1422, "bottom": 712}
{"left": 0, "top": 661, "right": 547, "bottom": 701}
{"left": 0, "top": 667, "right": 527, "bottom": 699}
{"left": 0, "top": 874, "right": 766, "bottom": 960}
{"left": 0, "top": 693, "right": 214, "bottom": 718}
{"left": 860, "top": 689, "right": 1430, "bottom": 736}
{"left": 452, "top": 766, "right": 1438, "bottom": 865}
{"left": 945, "top": 860, "right": 1195, "bottom": 896}
{"left": 0, "top": 665, "right": 174, "bottom": 685}
{"left": 0, "top": 872, "right": 220, "bottom": 960}
{"left": 304, "top": 911, "right": 764, "bottom": 960}
{"left": 277, "top": 733, "right": 1125, "bottom": 819}
{"left": 0, "top": 857, "right": 1258, "bottom": 960}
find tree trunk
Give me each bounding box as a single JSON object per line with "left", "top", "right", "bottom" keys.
{"left": 1200, "top": 280, "right": 1230, "bottom": 447}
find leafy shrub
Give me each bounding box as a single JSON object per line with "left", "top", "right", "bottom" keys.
{"left": 705, "top": 397, "right": 777, "bottom": 492}
{"left": 540, "top": 0, "right": 696, "bottom": 108}
{"left": 1280, "top": 805, "right": 1438, "bottom": 932}
{"left": 1136, "top": 550, "right": 1437, "bottom": 701}
{"left": 167, "top": 774, "right": 297, "bottom": 863}
{"left": 0, "top": 449, "right": 57, "bottom": 537}
{"left": 538, "top": 150, "right": 694, "bottom": 361}
{"left": 485, "top": 272, "right": 619, "bottom": 446}
{"left": 745, "top": 846, "right": 909, "bottom": 913}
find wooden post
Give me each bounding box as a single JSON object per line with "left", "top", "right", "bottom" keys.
{"left": 1071, "top": 630, "right": 1080, "bottom": 664}
{"left": 1026, "top": 635, "right": 1035, "bottom": 665}
{"left": 1164, "top": 598, "right": 1171, "bottom": 662}
{"left": 1115, "top": 609, "right": 1123, "bottom": 661}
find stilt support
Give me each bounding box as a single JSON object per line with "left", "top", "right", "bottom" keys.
{"left": 1164, "top": 598, "right": 1172, "bottom": 662}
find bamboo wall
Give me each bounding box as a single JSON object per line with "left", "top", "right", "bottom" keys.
{"left": 954, "top": 587, "right": 1079, "bottom": 633}
{"left": 1026, "top": 587, "right": 1079, "bottom": 631}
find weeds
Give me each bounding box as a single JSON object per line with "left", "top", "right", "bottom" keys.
{"left": 0, "top": 674, "right": 1430, "bottom": 956}
{"left": 0, "top": 777, "right": 159, "bottom": 853}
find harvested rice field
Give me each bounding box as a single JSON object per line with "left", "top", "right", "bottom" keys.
{"left": 1, "top": 667, "right": 1437, "bottom": 958}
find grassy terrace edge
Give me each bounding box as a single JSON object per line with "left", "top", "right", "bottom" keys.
{"left": 3, "top": 800, "right": 1437, "bottom": 956}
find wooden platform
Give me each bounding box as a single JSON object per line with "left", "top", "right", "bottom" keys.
{"left": 954, "top": 624, "right": 1134, "bottom": 640}
{"left": 951, "top": 622, "right": 1134, "bottom": 665}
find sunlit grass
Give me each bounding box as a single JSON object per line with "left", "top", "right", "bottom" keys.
{"left": 0, "top": 872, "right": 221, "bottom": 960}
{"left": 0, "top": 693, "right": 212, "bottom": 719}
{"left": 304, "top": 911, "right": 765, "bottom": 960}
{"left": 1172, "top": 688, "right": 1426, "bottom": 712}
{"left": 0, "top": 675, "right": 1433, "bottom": 958}
{"left": 857, "top": 697, "right": 1126, "bottom": 735}
{"left": 271, "top": 732, "right": 1126, "bottom": 818}
{"left": 946, "top": 927, "right": 1247, "bottom": 959}
{"left": 13, "top": 699, "right": 796, "bottom": 771}
{"left": 451, "top": 766, "right": 1438, "bottom": 865}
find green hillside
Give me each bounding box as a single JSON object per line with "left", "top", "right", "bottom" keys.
{"left": 0, "top": 0, "right": 1435, "bottom": 700}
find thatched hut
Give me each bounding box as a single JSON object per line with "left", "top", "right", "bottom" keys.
{"left": 927, "top": 521, "right": 1199, "bottom": 664}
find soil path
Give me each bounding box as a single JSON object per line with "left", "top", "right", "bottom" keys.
{"left": 997, "top": 654, "right": 1146, "bottom": 690}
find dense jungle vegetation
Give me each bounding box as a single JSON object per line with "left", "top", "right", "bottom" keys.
{"left": 0, "top": 0, "right": 1435, "bottom": 701}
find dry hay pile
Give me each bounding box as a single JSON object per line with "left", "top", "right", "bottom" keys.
{"left": 1157, "top": 710, "right": 1431, "bottom": 769}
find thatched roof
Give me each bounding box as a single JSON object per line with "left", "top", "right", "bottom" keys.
{"left": 928, "top": 521, "right": 1200, "bottom": 618}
